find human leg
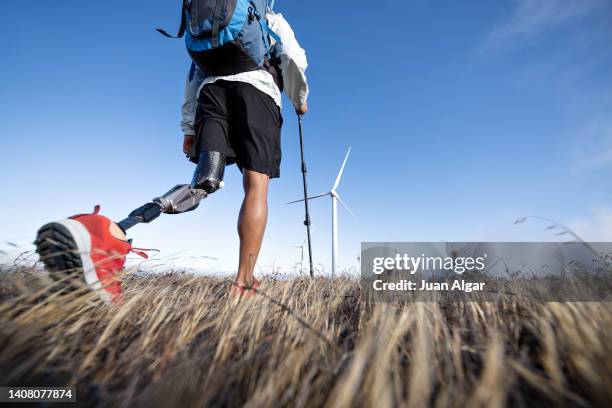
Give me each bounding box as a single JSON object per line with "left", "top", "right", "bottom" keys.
{"left": 234, "top": 170, "right": 270, "bottom": 288}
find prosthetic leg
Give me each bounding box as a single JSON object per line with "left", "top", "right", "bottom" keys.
{"left": 118, "top": 152, "right": 226, "bottom": 232}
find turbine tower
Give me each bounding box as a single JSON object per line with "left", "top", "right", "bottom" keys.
{"left": 287, "top": 147, "right": 357, "bottom": 278}
{"left": 293, "top": 239, "right": 306, "bottom": 275}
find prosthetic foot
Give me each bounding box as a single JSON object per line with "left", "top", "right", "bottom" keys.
{"left": 118, "top": 151, "right": 227, "bottom": 231}
{"left": 35, "top": 152, "right": 227, "bottom": 302}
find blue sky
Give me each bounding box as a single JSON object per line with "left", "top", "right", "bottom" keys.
{"left": 1, "top": 0, "right": 611, "bottom": 274}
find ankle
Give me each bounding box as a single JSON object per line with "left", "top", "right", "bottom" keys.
{"left": 235, "top": 274, "right": 254, "bottom": 287}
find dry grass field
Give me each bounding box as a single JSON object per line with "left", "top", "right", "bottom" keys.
{"left": 0, "top": 267, "right": 611, "bottom": 407}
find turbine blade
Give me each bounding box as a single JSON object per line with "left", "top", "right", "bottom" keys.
{"left": 332, "top": 147, "right": 352, "bottom": 191}
{"left": 285, "top": 192, "right": 329, "bottom": 205}
{"left": 336, "top": 195, "right": 359, "bottom": 222}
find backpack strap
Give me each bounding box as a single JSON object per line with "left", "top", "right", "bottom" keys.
{"left": 250, "top": 3, "right": 281, "bottom": 59}
{"left": 156, "top": 0, "right": 188, "bottom": 38}
{"left": 188, "top": 62, "right": 197, "bottom": 81}
{"left": 211, "top": 0, "right": 224, "bottom": 48}
{"left": 259, "top": 17, "right": 281, "bottom": 44}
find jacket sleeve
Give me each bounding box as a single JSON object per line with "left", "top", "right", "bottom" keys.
{"left": 268, "top": 12, "right": 309, "bottom": 110}
{"left": 181, "top": 63, "right": 206, "bottom": 136}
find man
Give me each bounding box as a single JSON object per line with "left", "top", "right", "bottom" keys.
{"left": 35, "top": 5, "right": 309, "bottom": 301}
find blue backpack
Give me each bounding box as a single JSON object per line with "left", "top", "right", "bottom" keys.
{"left": 158, "top": 0, "right": 281, "bottom": 77}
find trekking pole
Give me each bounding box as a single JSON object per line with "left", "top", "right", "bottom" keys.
{"left": 297, "top": 114, "right": 315, "bottom": 278}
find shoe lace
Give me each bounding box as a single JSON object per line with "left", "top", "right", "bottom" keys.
{"left": 129, "top": 246, "right": 159, "bottom": 259}
{"left": 69, "top": 204, "right": 101, "bottom": 219}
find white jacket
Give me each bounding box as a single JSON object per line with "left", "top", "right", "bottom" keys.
{"left": 181, "top": 11, "right": 309, "bottom": 136}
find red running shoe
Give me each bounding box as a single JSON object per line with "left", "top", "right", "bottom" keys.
{"left": 35, "top": 206, "right": 135, "bottom": 303}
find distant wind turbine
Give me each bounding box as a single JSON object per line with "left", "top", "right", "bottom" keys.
{"left": 287, "top": 147, "right": 357, "bottom": 278}
{"left": 293, "top": 226, "right": 316, "bottom": 275}
{"left": 293, "top": 238, "right": 307, "bottom": 275}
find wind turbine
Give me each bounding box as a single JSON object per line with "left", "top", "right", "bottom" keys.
{"left": 293, "top": 226, "right": 316, "bottom": 275}
{"left": 287, "top": 147, "right": 357, "bottom": 278}
{"left": 293, "top": 238, "right": 307, "bottom": 275}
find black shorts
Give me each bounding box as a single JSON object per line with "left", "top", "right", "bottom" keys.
{"left": 192, "top": 80, "right": 283, "bottom": 178}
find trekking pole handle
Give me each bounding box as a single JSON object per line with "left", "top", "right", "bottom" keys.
{"left": 298, "top": 114, "right": 307, "bottom": 166}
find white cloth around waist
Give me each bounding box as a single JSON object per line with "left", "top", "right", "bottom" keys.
{"left": 197, "top": 69, "right": 282, "bottom": 108}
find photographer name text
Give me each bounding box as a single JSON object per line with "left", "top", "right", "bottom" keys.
{"left": 373, "top": 279, "right": 485, "bottom": 292}
{"left": 371, "top": 254, "right": 487, "bottom": 293}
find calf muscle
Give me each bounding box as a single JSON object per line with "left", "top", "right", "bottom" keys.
{"left": 236, "top": 170, "right": 269, "bottom": 285}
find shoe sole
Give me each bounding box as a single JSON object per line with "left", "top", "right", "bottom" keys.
{"left": 35, "top": 220, "right": 112, "bottom": 304}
